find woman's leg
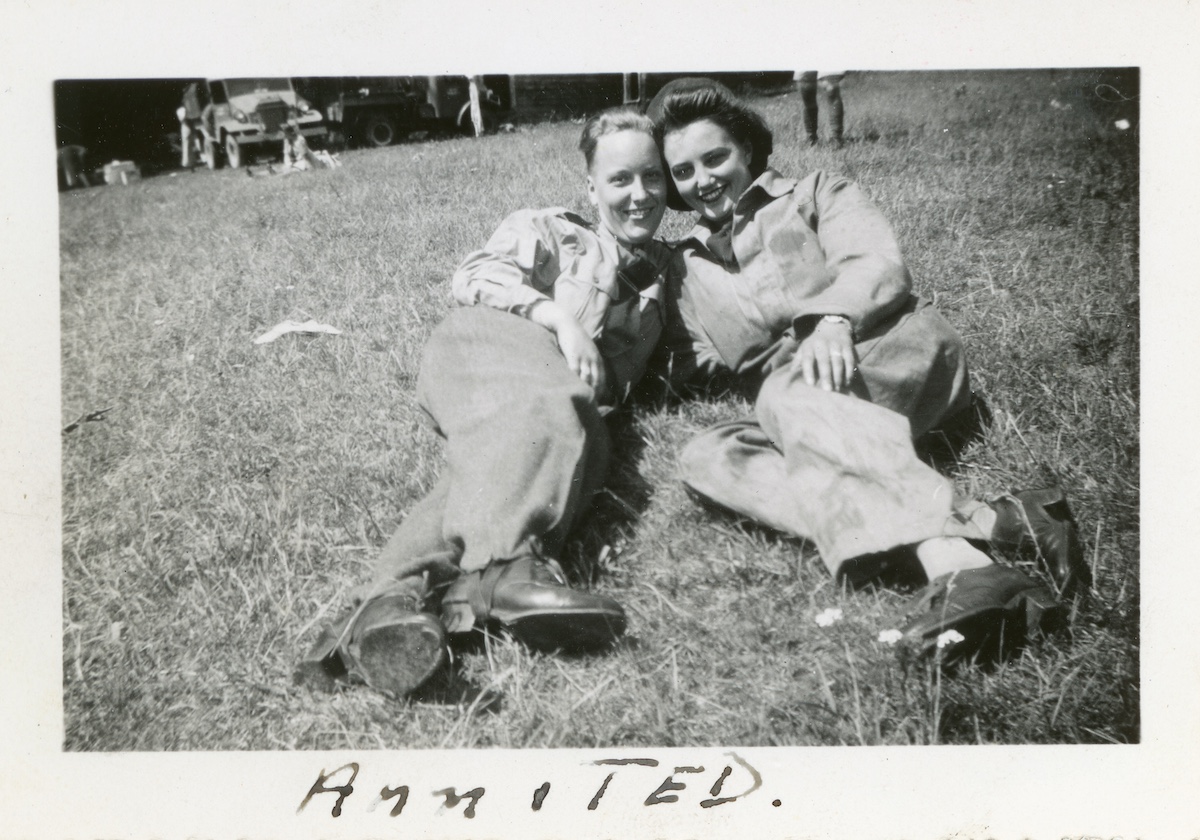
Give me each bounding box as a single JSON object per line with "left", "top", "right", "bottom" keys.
{"left": 303, "top": 306, "right": 622, "bottom": 694}
{"left": 415, "top": 306, "right": 623, "bottom": 648}
{"left": 797, "top": 71, "right": 820, "bottom": 145}
{"left": 681, "top": 299, "right": 976, "bottom": 575}
{"left": 817, "top": 74, "right": 845, "bottom": 146}
{"left": 417, "top": 306, "right": 610, "bottom": 572}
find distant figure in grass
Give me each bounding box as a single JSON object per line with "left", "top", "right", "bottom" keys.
{"left": 57, "top": 144, "right": 91, "bottom": 190}
{"left": 297, "top": 106, "right": 673, "bottom": 697}
{"left": 648, "top": 78, "right": 1090, "bottom": 667}
{"left": 273, "top": 120, "right": 339, "bottom": 175}
{"left": 796, "top": 70, "right": 845, "bottom": 147}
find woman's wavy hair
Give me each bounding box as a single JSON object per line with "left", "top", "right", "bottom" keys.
{"left": 578, "top": 106, "right": 656, "bottom": 170}
{"left": 646, "top": 77, "right": 774, "bottom": 211}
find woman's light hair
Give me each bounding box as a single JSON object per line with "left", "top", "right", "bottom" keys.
{"left": 578, "top": 106, "right": 656, "bottom": 170}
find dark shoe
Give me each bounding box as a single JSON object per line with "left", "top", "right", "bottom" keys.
{"left": 896, "top": 564, "right": 1064, "bottom": 667}
{"left": 294, "top": 594, "right": 447, "bottom": 698}
{"left": 990, "top": 487, "right": 1090, "bottom": 596}
{"left": 442, "top": 556, "right": 626, "bottom": 652}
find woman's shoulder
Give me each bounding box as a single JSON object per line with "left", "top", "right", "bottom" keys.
{"left": 495, "top": 206, "right": 596, "bottom": 237}
{"left": 771, "top": 169, "right": 863, "bottom": 211}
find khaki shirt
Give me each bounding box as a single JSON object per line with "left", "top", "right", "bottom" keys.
{"left": 664, "top": 169, "right": 912, "bottom": 380}
{"left": 453, "top": 208, "right": 675, "bottom": 404}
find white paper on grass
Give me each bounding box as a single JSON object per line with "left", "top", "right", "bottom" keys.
{"left": 252, "top": 320, "right": 343, "bottom": 345}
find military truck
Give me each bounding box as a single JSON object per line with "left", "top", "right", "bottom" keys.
{"left": 199, "top": 78, "right": 327, "bottom": 169}
{"left": 413, "top": 75, "right": 509, "bottom": 135}
{"left": 294, "top": 77, "right": 435, "bottom": 148}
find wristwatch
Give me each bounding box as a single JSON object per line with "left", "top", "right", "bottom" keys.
{"left": 819, "top": 314, "right": 854, "bottom": 337}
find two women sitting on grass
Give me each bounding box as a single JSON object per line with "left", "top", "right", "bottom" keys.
{"left": 298, "top": 107, "right": 674, "bottom": 696}
{"left": 300, "top": 85, "right": 1089, "bottom": 697}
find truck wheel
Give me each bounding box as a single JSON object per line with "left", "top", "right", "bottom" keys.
{"left": 204, "top": 135, "right": 222, "bottom": 170}
{"left": 225, "top": 135, "right": 243, "bottom": 169}
{"left": 362, "top": 112, "right": 397, "bottom": 147}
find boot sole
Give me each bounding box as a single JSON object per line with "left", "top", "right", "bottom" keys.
{"left": 355, "top": 619, "right": 447, "bottom": 697}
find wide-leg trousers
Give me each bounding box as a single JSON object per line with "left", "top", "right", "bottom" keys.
{"left": 680, "top": 298, "right": 987, "bottom": 578}
{"left": 355, "top": 306, "right": 610, "bottom": 604}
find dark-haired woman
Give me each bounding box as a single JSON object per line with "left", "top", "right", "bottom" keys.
{"left": 299, "top": 107, "right": 673, "bottom": 697}
{"left": 648, "top": 78, "right": 1087, "bottom": 664}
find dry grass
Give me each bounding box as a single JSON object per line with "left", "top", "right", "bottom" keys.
{"left": 60, "top": 69, "right": 1139, "bottom": 750}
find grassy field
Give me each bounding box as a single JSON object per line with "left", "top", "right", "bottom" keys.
{"left": 59, "top": 68, "right": 1139, "bottom": 750}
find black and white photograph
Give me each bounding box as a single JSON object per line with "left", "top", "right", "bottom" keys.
{"left": 54, "top": 67, "right": 1140, "bottom": 751}
{"left": 3, "top": 1, "right": 1198, "bottom": 838}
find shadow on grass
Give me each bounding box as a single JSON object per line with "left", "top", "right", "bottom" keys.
{"left": 916, "top": 392, "right": 993, "bottom": 472}
{"left": 409, "top": 660, "right": 504, "bottom": 714}
{"left": 561, "top": 408, "right": 657, "bottom": 586}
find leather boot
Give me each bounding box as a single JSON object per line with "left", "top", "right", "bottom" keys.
{"left": 295, "top": 593, "right": 447, "bottom": 698}
{"left": 990, "top": 487, "right": 1091, "bottom": 596}
{"left": 442, "top": 555, "right": 626, "bottom": 652}
{"left": 896, "top": 564, "right": 1065, "bottom": 668}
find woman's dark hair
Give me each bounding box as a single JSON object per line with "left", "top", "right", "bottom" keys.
{"left": 646, "top": 77, "right": 774, "bottom": 211}
{"left": 578, "top": 106, "right": 656, "bottom": 170}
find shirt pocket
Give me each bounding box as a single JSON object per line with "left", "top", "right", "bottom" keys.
{"left": 554, "top": 257, "right": 610, "bottom": 338}
{"left": 766, "top": 223, "right": 831, "bottom": 305}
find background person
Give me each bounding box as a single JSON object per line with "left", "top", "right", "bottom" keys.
{"left": 298, "top": 107, "right": 674, "bottom": 697}
{"left": 280, "top": 120, "right": 317, "bottom": 171}
{"left": 276, "top": 120, "right": 339, "bottom": 174}
{"left": 648, "top": 78, "right": 1088, "bottom": 665}
{"left": 57, "top": 144, "right": 90, "bottom": 190}
{"left": 796, "top": 70, "right": 845, "bottom": 147}
{"left": 177, "top": 82, "right": 205, "bottom": 168}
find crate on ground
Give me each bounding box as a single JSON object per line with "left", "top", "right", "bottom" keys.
{"left": 103, "top": 160, "right": 141, "bottom": 185}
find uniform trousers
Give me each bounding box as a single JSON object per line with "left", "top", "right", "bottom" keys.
{"left": 680, "top": 298, "right": 989, "bottom": 578}
{"left": 355, "top": 306, "right": 610, "bottom": 605}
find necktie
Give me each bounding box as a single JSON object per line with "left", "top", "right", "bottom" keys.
{"left": 613, "top": 253, "right": 660, "bottom": 303}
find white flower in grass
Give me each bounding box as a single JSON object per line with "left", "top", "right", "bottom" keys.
{"left": 814, "top": 608, "right": 843, "bottom": 627}
{"left": 877, "top": 629, "right": 903, "bottom": 645}
{"left": 936, "top": 629, "right": 966, "bottom": 649}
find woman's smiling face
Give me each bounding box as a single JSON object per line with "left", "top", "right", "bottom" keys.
{"left": 587, "top": 129, "right": 668, "bottom": 248}
{"left": 662, "top": 118, "right": 755, "bottom": 226}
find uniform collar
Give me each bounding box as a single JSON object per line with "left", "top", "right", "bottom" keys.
{"left": 595, "top": 215, "right": 663, "bottom": 271}
{"left": 682, "top": 168, "right": 796, "bottom": 244}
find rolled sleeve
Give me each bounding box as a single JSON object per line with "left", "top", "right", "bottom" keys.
{"left": 790, "top": 173, "right": 911, "bottom": 338}
{"left": 451, "top": 208, "right": 564, "bottom": 312}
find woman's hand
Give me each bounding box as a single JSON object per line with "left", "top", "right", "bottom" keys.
{"left": 793, "top": 318, "right": 857, "bottom": 393}
{"left": 527, "top": 300, "right": 607, "bottom": 395}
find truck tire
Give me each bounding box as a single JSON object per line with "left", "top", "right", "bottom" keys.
{"left": 225, "top": 134, "right": 244, "bottom": 169}
{"left": 362, "top": 112, "right": 397, "bottom": 147}
{"left": 204, "top": 135, "right": 222, "bottom": 170}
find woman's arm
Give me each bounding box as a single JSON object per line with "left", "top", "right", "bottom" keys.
{"left": 525, "top": 299, "right": 606, "bottom": 396}
{"left": 451, "top": 209, "right": 606, "bottom": 396}
{"left": 792, "top": 171, "right": 911, "bottom": 340}
{"left": 790, "top": 172, "right": 912, "bottom": 392}
{"left": 451, "top": 208, "right": 561, "bottom": 312}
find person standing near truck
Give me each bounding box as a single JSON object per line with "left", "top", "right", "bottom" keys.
{"left": 176, "top": 82, "right": 206, "bottom": 168}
